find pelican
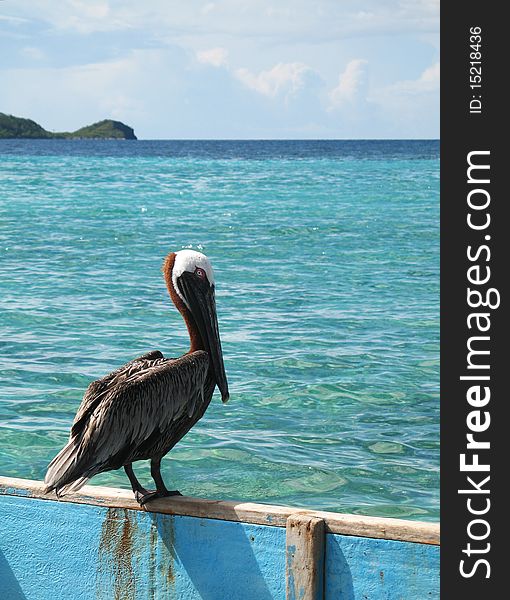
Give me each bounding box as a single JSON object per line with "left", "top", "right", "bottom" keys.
{"left": 44, "top": 249, "right": 229, "bottom": 505}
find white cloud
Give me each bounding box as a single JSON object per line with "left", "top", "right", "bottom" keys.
{"left": 368, "top": 61, "right": 440, "bottom": 137}
{"left": 383, "top": 61, "right": 440, "bottom": 95}
{"left": 0, "top": 14, "right": 29, "bottom": 25}
{"left": 235, "top": 62, "right": 313, "bottom": 99}
{"left": 69, "top": 0, "right": 110, "bottom": 20}
{"left": 9, "top": 0, "right": 127, "bottom": 34}
{"left": 201, "top": 3, "right": 216, "bottom": 15}
{"left": 1, "top": 1, "right": 439, "bottom": 138}
{"left": 411, "top": 61, "right": 440, "bottom": 91}
{"left": 21, "top": 47, "right": 46, "bottom": 61}
{"left": 328, "top": 59, "right": 369, "bottom": 110}
{"left": 5, "top": 1, "right": 439, "bottom": 39}
{"left": 196, "top": 47, "right": 228, "bottom": 67}
{"left": 0, "top": 50, "right": 167, "bottom": 132}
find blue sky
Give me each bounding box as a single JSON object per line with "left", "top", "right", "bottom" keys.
{"left": 0, "top": 1, "right": 439, "bottom": 139}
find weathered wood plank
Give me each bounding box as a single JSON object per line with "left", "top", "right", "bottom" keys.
{"left": 286, "top": 515, "right": 324, "bottom": 600}
{"left": 0, "top": 476, "right": 440, "bottom": 545}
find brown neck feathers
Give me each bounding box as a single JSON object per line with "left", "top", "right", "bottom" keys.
{"left": 163, "top": 252, "right": 204, "bottom": 352}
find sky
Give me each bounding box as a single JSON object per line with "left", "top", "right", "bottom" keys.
{"left": 0, "top": 1, "right": 439, "bottom": 139}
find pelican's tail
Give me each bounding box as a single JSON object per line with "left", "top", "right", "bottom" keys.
{"left": 43, "top": 441, "right": 93, "bottom": 497}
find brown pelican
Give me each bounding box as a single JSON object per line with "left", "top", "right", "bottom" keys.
{"left": 44, "top": 249, "right": 229, "bottom": 505}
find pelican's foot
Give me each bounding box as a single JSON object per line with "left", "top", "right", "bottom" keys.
{"left": 135, "top": 489, "right": 182, "bottom": 506}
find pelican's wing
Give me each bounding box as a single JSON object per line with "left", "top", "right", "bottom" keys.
{"left": 89, "top": 351, "right": 209, "bottom": 452}
{"left": 44, "top": 350, "right": 209, "bottom": 494}
{"left": 71, "top": 350, "right": 165, "bottom": 438}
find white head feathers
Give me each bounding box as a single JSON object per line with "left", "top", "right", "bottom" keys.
{"left": 172, "top": 250, "right": 215, "bottom": 304}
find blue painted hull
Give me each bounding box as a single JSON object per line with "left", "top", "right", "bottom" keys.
{"left": 0, "top": 480, "right": 439, "bottom": 599}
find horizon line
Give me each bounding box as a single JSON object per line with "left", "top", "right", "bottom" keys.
{"left": 0, "top": 137, "right": 440, "bottom": 142}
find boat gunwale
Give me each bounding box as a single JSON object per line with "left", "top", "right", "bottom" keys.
{"left": 0, "top": 475, "right": 440, "bottom": 545}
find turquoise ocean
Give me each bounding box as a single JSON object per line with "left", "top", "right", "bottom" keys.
{"left": 0, "top": 140, "right": 439, "bottom": 521}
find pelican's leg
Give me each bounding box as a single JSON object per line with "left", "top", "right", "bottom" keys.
{"left": 124, "top": 460, "right": 181, "bottom": 506}
{"left": 150, "top": 457, "right": 182, "bottom": 499}
{"left": 124, "top": 463, "right": 153, "bottom": 505}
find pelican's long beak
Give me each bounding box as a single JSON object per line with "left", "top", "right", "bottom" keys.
{"left": 178, "top": 273, "right": 230, "bottom": 403}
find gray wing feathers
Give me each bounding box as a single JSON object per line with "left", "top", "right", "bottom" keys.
{"left": 44, "top": 439, "right": 85, "bottom": 495}
{"left": 44, "top": 350, "right": 209, "bottom": 495}
{"left": 71, "top": 350, "right": 164, "bottom": 436}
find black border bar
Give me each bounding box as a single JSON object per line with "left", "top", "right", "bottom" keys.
{"left": 441, "top": 3, "right": 503, "bottom": 596}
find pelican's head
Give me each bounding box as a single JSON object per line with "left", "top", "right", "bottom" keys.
{"left": 172, "top": 250, "right": 215, "bottom": 295}
{"left": 166, "top": 250, "right": 229, "bottom": 403}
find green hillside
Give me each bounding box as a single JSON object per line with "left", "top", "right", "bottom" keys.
{"left": 0, "top": 113, "right": 52, "bottom": 138}
{"left": 69, "top": 120, "right": 137, "bottom": 139}
{"left": 0, "top": 113, "right": 137, "bottom": 139}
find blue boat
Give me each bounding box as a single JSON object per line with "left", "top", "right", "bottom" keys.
{"left": 0, "top": 476, "right": 439, "bottom": 599}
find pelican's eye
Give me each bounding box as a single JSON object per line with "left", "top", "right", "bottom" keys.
{"left": 195, "top": 267, "right": 206, "bottom": 280}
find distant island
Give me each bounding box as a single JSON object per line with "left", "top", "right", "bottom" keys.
{"left": 0, "top": 113, "right": 137, "bottom": 140}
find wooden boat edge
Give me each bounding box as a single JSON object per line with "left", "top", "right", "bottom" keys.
{"left": 0, "top": 475, "right": 439, "bottom": 545}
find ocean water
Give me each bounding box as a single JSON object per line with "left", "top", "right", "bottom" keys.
{"left": 0, "top": 139, "right": 439, "bottom": 521}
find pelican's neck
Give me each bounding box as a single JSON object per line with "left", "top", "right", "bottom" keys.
{"left": 163, "top": 252, "right": 204, "bottom": 353}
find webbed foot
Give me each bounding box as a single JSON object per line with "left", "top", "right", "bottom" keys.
{"left": 135, "top": 489, "right": 182, "bottom": 505}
